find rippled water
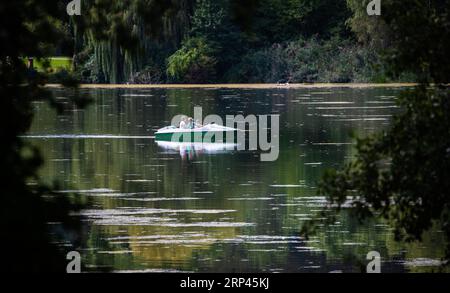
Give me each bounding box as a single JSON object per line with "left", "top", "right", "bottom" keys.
{"left": 26, "top": 87, "right": 447, "bottom": 272}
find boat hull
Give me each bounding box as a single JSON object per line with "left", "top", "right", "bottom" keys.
{"left": 155, "top": 130, "right": 237, "bottom": 143}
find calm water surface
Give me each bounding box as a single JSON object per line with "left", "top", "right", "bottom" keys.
{"left": 27, "top": 87, "right": 447, "bottom": 272}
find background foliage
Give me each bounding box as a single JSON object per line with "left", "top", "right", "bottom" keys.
{"left": 70, "top": 0, "right": 393, "bottom": 84}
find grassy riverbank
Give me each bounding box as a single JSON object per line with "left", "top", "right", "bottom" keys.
{"left": 26, "top": 57, "right": 72, "bottom": 72}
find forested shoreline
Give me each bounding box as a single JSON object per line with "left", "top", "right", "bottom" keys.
{"left": 51, "top": 0, "right": 412, "bottom": 84}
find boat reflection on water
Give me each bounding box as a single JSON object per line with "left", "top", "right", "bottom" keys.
{"left": 155, "top": 141, "right": 238, "bottom": 160}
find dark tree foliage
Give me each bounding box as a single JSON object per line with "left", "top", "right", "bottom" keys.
{"left": 229, "top": 0, "right": 261, "bottom": 31}
{"left": 0, "top": 0, "right": 86, "bottom": 272}
{"left": 308, "top": 0, "right": 450, "bottom": 260}
{"left": 382, "top": 0, "right": 450, "bottom": 83}
{"left": 0, "top": 0, "right": 172, "bottom": 272}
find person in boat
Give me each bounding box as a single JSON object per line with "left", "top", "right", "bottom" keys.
{"left": 187, "top": 117, "right": 194, "bottom": 129}
{"left": 195, "top": 119, "right": 203, "bottom": 128}
{"left": 190, "top": 118, "right": 203, "bottom": 129}
{"left": 179, "top": 116, "right": 187, "bottom": 129}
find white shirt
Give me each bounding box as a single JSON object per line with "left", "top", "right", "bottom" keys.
{"left": 179, "top": 121, "right": 186, "bottom": 129}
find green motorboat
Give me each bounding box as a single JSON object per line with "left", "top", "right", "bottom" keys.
{"left": 155, "top": 123, "right": 238, "bottom": 143}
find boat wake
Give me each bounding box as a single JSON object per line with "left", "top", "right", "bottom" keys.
{"left": 22, "top": 134, "right": 153, "bottom": 139}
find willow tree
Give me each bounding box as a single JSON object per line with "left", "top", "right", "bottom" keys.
{"left": 74, "top": 0, "right": 193, "bottom": 83}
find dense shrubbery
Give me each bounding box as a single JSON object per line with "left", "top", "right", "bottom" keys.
{"left": 166, "top": 37, "right": 217, "bottom": 83}
{"left": 226, "top": 37, "right": 383, "bottom": 83}
{"left": 77, "top": 36, "right": 381, "bottom": 84}
{"left": 74, "top": 52, "right": 106, "bottom": 84}
{"left": 129, "top": 65, "right": 164, "bottom": 84}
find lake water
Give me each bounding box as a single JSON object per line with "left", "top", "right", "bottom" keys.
{"left": 27, "top": 86, "right": 447, "bottom": 273}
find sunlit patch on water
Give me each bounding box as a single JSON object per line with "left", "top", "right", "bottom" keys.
{"left": 79, "top": 208, "right": 237, "bottom": 216}
{"left": 95, "top": 215, "right": 173, "bottom": 224}
{"left": 366, "top": 101, "right": 396, "bottom": 104}
{"left": 269, "top": 184, "right": 305, "bottom": 188}
{"left": 295, "top": 247, "right": 325, "bottom": 253}
{"left": 106, "top": 233, "right": 208, "bottom": 241}
{"left": 299, "top": 265, "right": 322, "bottom": 269}
{"left": 57, "top": 189, "right": 167, "bottom": 198}
{"left": 114, "top": 269, "right": 192, "bottom": 273}
{"left": 402, "top": 258, "right": 447, "bottom": 267}
{"left": 97, "top": 250, "right": 133, "bottom": 254}
{"left": 121, "top": 94, "right": 154, "bottom": 97}
{"left": 228, "top": 197, "right": 273, "bottom": 201}
{"left": 248, "top": 249, "right": 283, "bottom": 252}
{"left": 158, "top": 222, "right": 255, "bottom": 228}
{"left": 236, "top": 235, "right": 303, "bottom": 244}
{"left": 298, "top": 102, "right": 354, "bottom": 105}
{"left": 342, "top": 242, "right": 367, "bottom": 246}
{"left": 82, "top": 192, "right": 158, "bottom": 197}
{"left": 77, "top": 208, "right": 250, "bottom": 226}
{"left": 120, "top": 197, "right": 201, "bottom": 202}
{"left": 304, "top": 162, "right": 323, "bottom": 166}
{"left": 113, "top": 238, "right": 221, "bottom": 245}
{"left": 57, "top": 188, "right": 116, "bottom": 194}
{"left": 106, "top": 234, "right": 307, "bottom": 247}
{"left": 314, "top": 106, "right": 399, "bottom": 110}
{"left": 125, "top": 179, "right": 160, "bottom": 183}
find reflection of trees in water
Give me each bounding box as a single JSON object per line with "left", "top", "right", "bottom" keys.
{"left": 30, "top": 87, "right": 447, "bottom": 272}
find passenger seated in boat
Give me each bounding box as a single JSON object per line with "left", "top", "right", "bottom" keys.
{"left": 187, "top": 117, "right": 194, "bottom": 129}
{"left": 195, "top": 119, "right": 203, "bottom": 128}
{"left": 179, "top": 116, "right": 187, "bottom": 129}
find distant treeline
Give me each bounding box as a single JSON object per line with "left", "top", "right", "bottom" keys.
{"left": 53, "top": 0, "right": 414, "bottom": 84}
